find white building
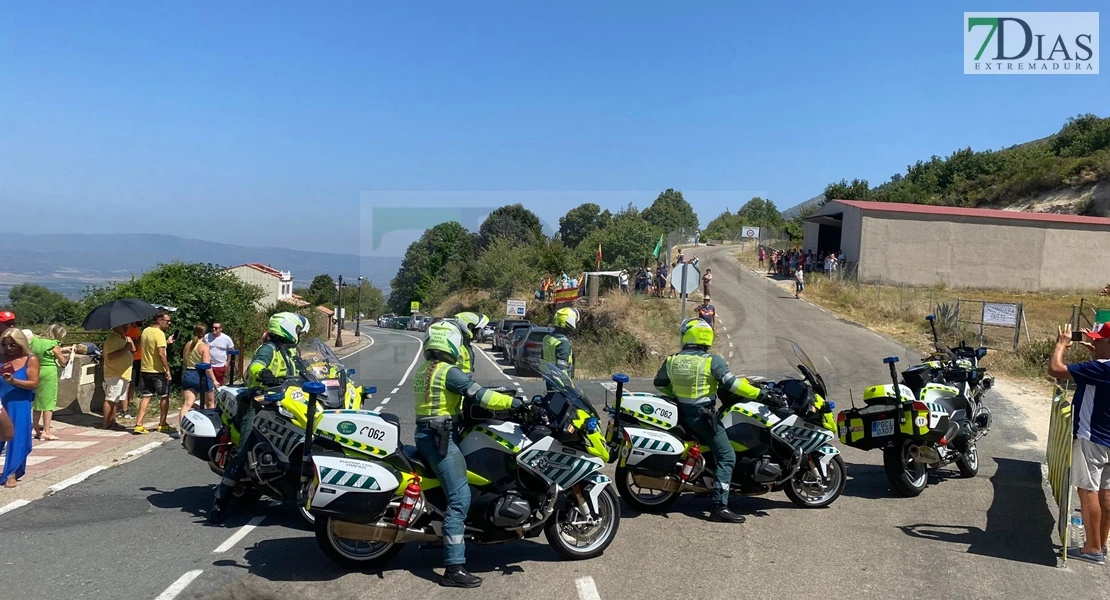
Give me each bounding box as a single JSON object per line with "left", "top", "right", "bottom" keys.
{"left": 223, "top": 263, "right": 299, "bottom": 308}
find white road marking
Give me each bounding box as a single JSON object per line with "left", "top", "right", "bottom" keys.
{"left": 0, "top": 499, "right": 31, "bottom": 516}
{"left": 47, "top": 465, "right": 108, "bottom": 494}
{"left": 123, "top": 441, "right": 165, "bottom": 459}
{"left": 729, "top": 350, "right": 734, "bottom": 358}
{"left": 396, "top": 342, "right": 423, "bottom": 388}
{"left": 36, "top": 440, "right": 99, "bottom": 450}
{"left": 824, "top": 356, "right": 832, "bottom": 366}
{"left": 336, "top": 333, "right": 375, "bottom": 359}
{"left": 576, "top": 576, "right": 602, "bottom": 600}
{"left": 155, "top": 569, "right": 204, "bottom": 600}
{"left": 728, "top": 342, "right": 734, "bottom": 348}
{"left": 475, "top": 346, "right": 515, "bottom": 382}
{"left": 26, "top": 455, "right": 57, "bottom": 465}
{"left": 391, "top": 387, "right": 400, "bottom": 394}
{"left": 213, "top": 516, "right": 265, "bottom": 553}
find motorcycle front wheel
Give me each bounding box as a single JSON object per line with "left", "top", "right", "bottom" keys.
{"left": 883, "top": 439, "right": 928, "bottom": 497}
{"left": 956, "top": 443, "right": 979, "bottom": 478}
{"left": 314, "top": 516, "right": 404, "bottom": 568}
{"left": 614, "top": 467, "right": 680, "bottom": 512}
{"left": 545, "top": 486, "right": 620, "bottom": 560}
{"left": 784, "top": 454, "right": 845, "bottom": 508}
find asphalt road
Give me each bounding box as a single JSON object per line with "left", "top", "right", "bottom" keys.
{"left": 2, "top": 258, "right": 1109, "bottom": 599}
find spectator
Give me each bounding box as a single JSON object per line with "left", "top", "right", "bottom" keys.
{"left": 1, "top": 328, "right": 40, "bottom": 488}
{"left": 102, "top": 323, "right": 135, "bottom": 430}
{"left": 702, "top": 268, "right": 713, "bottom": 297}
{"left": 618, "top": 269, "right": 630, "bottom": 295}
{"left": 204, "top": 322, "right": 236, "bottom": 386}
{"left": 0, "top": 311, "right": 14, "bottom": 337}
{"left": 758, "top": 247, "right": 765, "bottom": 269}
{"left": 676, "top": 250, "right": 685, "bottom": 264}
{"left": 136, "top": 310, "right": 174, "bottom": 435}
{"left": 794, "top": 265, "right": 805, "bottom": 299}
{"left": 180, "top": 323, "right": 218, "bottom": 425}
{"left": 696, "top": 297, "right": 716, "bottom": 328}
{"left": 29, "top": 324, "right": 70, "bottom": 441}
{"left": 1048, "top": 323, "right": 1110, "bottom": 564}
{"left": 0, "top": 400, "right": 12, "bottom": 442}
{"left": 124, "top": 321, "right": 143, "bottom": 421}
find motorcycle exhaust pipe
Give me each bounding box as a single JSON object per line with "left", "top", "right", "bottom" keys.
{"left": 631, "top": 473, "right": 710, "bottom": 494}
{"left": 908, "top": 444, "right": 941, "bottom": 466}
{"left": 330, "top": 520, "right": 440, "bottom": 544}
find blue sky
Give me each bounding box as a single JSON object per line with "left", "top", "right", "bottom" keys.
{"left": 1, "top": 1, "right": 1105, "bottom": 255}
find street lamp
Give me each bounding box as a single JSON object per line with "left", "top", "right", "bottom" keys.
{"left": 335, "top": 274, "right": 345, "bottom": 348}
{"left": 355, "top": 276, "right": 364, "bottom": 337}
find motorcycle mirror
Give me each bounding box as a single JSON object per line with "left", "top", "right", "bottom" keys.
{"left": 347, "top": 368, "right": 356, "bottom": 377}
{"left": 366, "top": 386, "right": 377, "bottom": 394}
{"left": 926, "top": 315, "right": 935, "bottom": 322}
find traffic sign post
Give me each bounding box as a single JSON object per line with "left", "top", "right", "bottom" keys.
{"left": 742, "top": 226, "right": 760, "bottom": 240}
{"left": 669, "top": 262, "right": 700, "bottom": 326}
{"left": 506, "top": 299, "right": 527, "bottom": 317}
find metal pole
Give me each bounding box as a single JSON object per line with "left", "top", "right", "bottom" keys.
{"left": 1014, "top": 303, "right": 1023, "bottom": 349}
{"left": 680, "top": 264, "right": 688, "bottom": 325}
{"left": 355, "top": 277, "right": 363, "bottom": 337}
{"left": 335, "top": 275, "right": 344, "bottom": 348}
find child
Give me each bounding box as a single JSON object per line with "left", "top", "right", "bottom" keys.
{"left": 794, "top": 266, "right": 805, "bottom": 299}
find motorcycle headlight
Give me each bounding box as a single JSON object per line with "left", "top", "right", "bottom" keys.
{"left": 278, "top": 405, "right": 294, "bottom": 419}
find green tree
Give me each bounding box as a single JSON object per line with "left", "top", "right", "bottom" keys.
{"left": 784, "top": 204, "right": 817, "bottom": 241}
{"left": 822, "top": 178, "right": 872, "bottom": 203}
{"left": 558, "top": 202, "right": 612, "bottom": 249}
{"left": 580, "top": 207, "right": 657, "bottom": 271}
{"left": 478, "top": 204, "right": 543, "bottom": 249}
{"left": 81, "top": 261, "right": 264, "bottom": 373}
{"left": 389, "top": 222, "right": 476, "bottom": 313}
{"left": 341, "top": 282, "right": 387, "bottom": 320}
{"left": 736, "top": 197, "right": 785, "bottom": 229}
{"left": 306, "top": 274, "right": 337, "bottom": 306}
{"left": 2, "top": 284, "right": 82, "bottom": 326}
{"left": 641, "top": 188, "right": 699, "bottom": 234}
{"left": 472, "top": 237, "right": 543, "bottom": 300}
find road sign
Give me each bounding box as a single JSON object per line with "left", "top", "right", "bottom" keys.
{"left": 506, "top": 299, "right": 527, "bottom": 317}
{"left": 670, "top": 263, "right": 700, "bottom": 296}
{"left": 742, "top": 226, "right": 760, "bottom": 240}
{"left": 410, "top": 301, "right": 420, "bottom": 313}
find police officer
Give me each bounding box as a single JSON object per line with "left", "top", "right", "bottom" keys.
{"left": 415, "top": 320, "right": 519, "bottom": 588}
{"left": 452, "top": 312, "right": 488, "bottom": 376}
{"left": 542, "top": 307, "right": 577, "bottom": 384}
{"left": 208, "top": 312, "right": 309, "bottom": 524}
{"left": 653, "top": 318, "right": 773, "bottom": 524}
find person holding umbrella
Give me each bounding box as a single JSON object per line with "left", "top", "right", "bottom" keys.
{"left": 82, "top": 298, "right": 163, "bottom": 432}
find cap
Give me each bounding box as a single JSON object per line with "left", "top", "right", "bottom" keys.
{"left": 1087, "top": 323, "right": 1110, "bottom": 340}
{"left": 703, "top": 296, "right": 711, "bottom": 301}
{"left": 0, "top": 311, "right": 14, "bottom": 323}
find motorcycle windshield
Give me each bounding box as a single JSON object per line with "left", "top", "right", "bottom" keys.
{"left": 774, "top": 337, "right": 827, "bottom": 398}
{"left": 535, "top": 360, "right": 599, "bottom": 421}
{"left": 296, "top": 338, "right": 344, "bottom": 388}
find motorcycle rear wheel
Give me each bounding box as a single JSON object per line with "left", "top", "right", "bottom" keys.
{"left": 956, "top": 443, "right": 979, "bottom": 478}
{"left": 784, "top": 455, "right": 845, "bottom": 508}
{"left": 615, "top": 467, "right": 680, "bottom": 512}
{"left": 883, "top": 439, "right": 928, "bottom": 497}
{"left": 545, "top": 486, "right": 620, "bottom": 560}
{"left": 314, "top": 516, "right": 404, "bottom": 568}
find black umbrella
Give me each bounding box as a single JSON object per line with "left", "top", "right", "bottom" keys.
{"left": 82, "top": 298, "right": 159, "bottom": 330}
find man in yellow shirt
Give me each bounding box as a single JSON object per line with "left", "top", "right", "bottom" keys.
{"left": 102, "top": 324, "right": 135, "bottom": 430}
{"left": 136, "top": 311, "right": 174, "bottom": 434}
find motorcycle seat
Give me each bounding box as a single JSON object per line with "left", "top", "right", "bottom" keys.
{"left": 401, "top": 444, "right": 433, "bottom": 473}
{"left": 379, "top": 412, "right": 401, "bottom": 429}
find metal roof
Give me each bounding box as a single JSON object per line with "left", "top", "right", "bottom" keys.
{"left": 820, "top": 199, "right": 1110, "bottom": 226}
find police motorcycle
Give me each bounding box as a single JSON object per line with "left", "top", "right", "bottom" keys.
{"left": 306, "top": 360, "right": 620, "bottom": 568}
{"left": 180, "top": 338, "right": 373, "bottom": 525}
{"left": 605, "top": 338, "right": 844, "bottom": 511}
{"left": 837, "top": 321, "right": 992, "bottom": 496}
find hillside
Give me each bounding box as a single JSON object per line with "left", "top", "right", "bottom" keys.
{"left": 821, "top": 114, "right": 1110, "bottom": 215}
{"left": 0, "top": 233, "right": 400, "bottom": 299}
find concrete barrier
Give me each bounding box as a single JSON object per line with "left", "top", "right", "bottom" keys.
{"left": 56, "top": 355, "right": 102, "bottom": 415}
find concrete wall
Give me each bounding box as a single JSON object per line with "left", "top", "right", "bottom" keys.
{"left": 857, "top": 213, "right": 1110, "bottom": 291}
{"left": 227, "top": 266, "right": 280, "bottom": 307}
{"left": 802, "top": 203, "right": 864, "bottom": 262}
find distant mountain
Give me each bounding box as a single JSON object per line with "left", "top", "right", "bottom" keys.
{"left": 0, "top": 233, "right": 401, "bottom": 300}
{"left": 781, "top": 194, "right": 825, "bottom": 219}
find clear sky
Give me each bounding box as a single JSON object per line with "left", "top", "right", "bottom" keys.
{"left": 2, "top": 1, "right": 1105, "bottom": 255}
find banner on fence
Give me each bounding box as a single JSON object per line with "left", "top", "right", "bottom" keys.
{"left": 982, "top": 302, "right": 1019, "bottom": 327}
{"left": 1046, "top": 384, "right": 1074, "bottom": 563}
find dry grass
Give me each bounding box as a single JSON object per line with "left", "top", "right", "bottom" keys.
{"left": 734, "top": 248, "right": 1107, "bottom": 390}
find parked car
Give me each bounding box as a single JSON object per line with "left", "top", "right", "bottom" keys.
{"left": 478, "top": 323, "right": 495, "bottom": 343}
{"left": 514, "top": 326, "right": 555, "bottom": 375}
{"left": 376, "top": 314, "right": 395, "bottom": 327}
{"left": 392, "top": 316, "right": 412, "bottom": 330}
{"left": 494, "top": 319, "right": 530, "bottom": 351}
{"left": 504, "top": 324, "right": 532, "bottom": 364}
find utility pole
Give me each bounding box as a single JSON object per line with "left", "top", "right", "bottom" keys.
{"left": 335, "top": 274, "right": 345, "bottom": 347}
{"left": 355, "top": 276, "right": 364, "bottom": 337}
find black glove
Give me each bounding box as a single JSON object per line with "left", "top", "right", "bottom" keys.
{"left": 759, "top": 387, "right": 788, "bottom": 408}
{"left": 511, "top": 397, "right": 524, "bottom": 410}
{"left": 259, "top": 369, "right": 281, "bottom": 387}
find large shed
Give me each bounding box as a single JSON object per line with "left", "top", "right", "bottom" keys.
{"left": 803, "top": 200, "right": 1110, "bottom": 291}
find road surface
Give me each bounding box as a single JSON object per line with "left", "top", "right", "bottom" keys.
{"left": 2, "top": 254, "right": 1107, "bottom": 599}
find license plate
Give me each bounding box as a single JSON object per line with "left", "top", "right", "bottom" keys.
{"left": 605, "top": 420, "right": 614, "bottom": 442}
{"left": 871, "top": 419, "right": 895, "bottom": 437}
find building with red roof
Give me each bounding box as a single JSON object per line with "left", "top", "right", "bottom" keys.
{"left": 803, "top": 199, "right": 1110, "bottom": 291}
{"left": 222, "top": 263, "right": 296, "bottom": 308}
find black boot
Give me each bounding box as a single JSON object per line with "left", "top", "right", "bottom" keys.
{"left": 711, "top": 504, "right": 746, "bottom": 524}
{"left": 207, "top": 498, "right": 228, "bottom": 525}
{"left": 441, "top": 565, "right": 482, "bottom": 588}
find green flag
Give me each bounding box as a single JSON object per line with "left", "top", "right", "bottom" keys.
{"left": 652, "top": 233, "right": 664, "bottom": 258}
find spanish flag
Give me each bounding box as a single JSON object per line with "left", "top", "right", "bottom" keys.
{"left": 596, "top": 242, "right": 602, "bottom": 270}
{"left": 554, "top": 287, "right": 579, "bottom": 303}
